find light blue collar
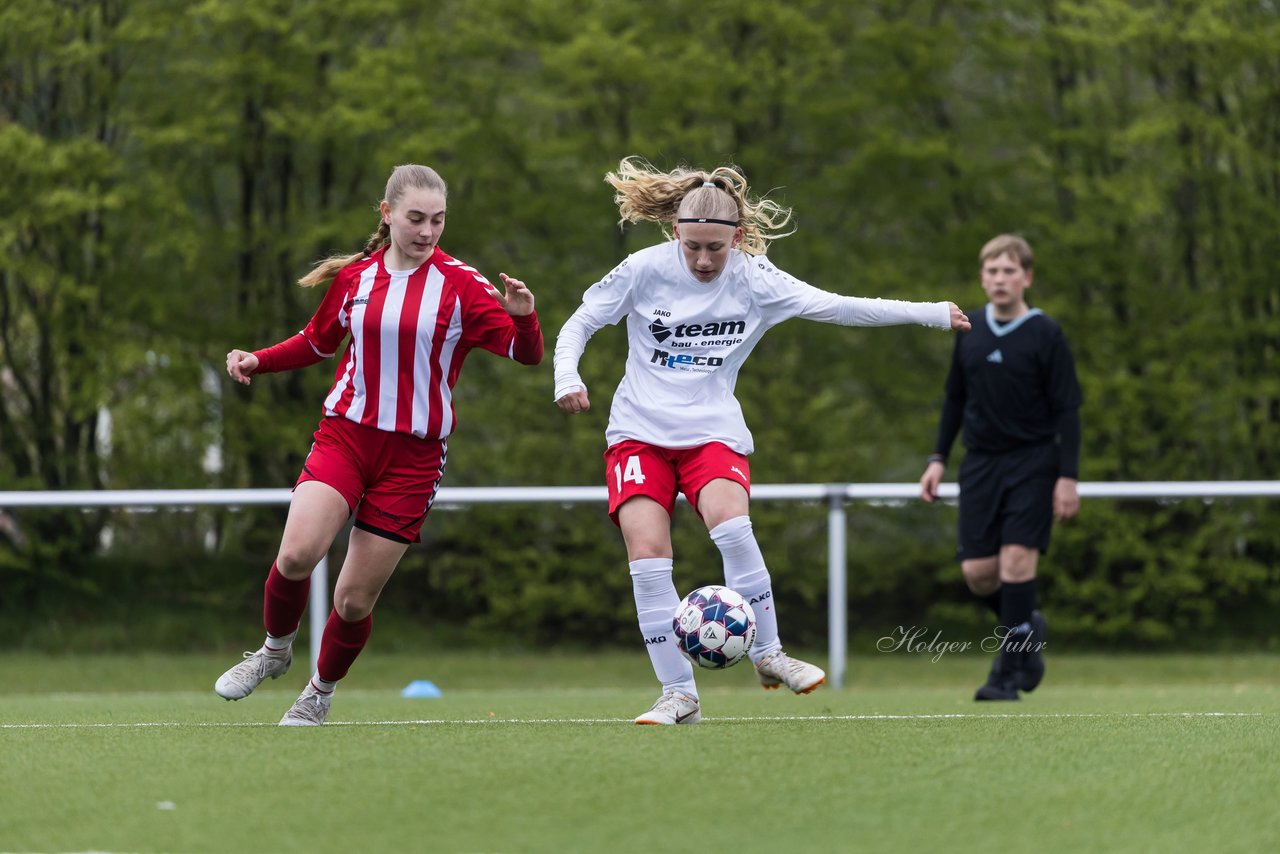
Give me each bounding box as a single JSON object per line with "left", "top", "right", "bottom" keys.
{"left": 986, "top": 304, "right": 1042, "bottom": 337}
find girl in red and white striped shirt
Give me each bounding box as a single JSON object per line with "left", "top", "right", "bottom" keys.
{"left": 215, "top": 164, "right": 543, "bottom": 725}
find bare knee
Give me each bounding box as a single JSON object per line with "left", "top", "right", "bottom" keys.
{"left": 999, "top": 545, "right": 1039, "bottom": 583}
{"left": 698, "top": 480, "right": 749, "bottom": 530}
{"left": 275, "top": 545, "right": 324, "bottom": 580}
{"left": 962, "top": 558, "right": 1000, "bottom": 596}
{"left": 625, "top": 537, "right": 672, "bottom": 561}
{"left": 332, "top": 589, "right": 377, "bottom": 621}
{"left": 618, "top": 498, "right": 673, "bottom": 561}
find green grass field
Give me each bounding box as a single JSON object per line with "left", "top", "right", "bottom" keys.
{"left": 2, "top": 651, "right": 1278, "bottom": 853}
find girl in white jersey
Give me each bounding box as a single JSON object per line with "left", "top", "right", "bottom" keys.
{"left": 215, "top": 164, "right": 543, "bottom": 725}
{"left": 555, "top": 156, "right": 970, "bottom": 724}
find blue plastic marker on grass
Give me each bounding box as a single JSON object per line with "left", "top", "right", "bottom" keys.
{"left": 401, "top": 680, "right": 442, "bottom": 698}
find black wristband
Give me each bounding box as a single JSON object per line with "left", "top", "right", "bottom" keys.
{"left": 928, "top": 453, "right": 946, "bottom": 465}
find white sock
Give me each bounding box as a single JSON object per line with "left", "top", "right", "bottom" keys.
{"left": 711, "top": 516, "right": 780, "bottom": 663}
{"left": 264, "top": 631, "right": 296, "bottom": 654}
{"left": 630, "top": 558, "right": 696, "bottom": 697}
{"left": 310, "top": 674, "right": 336, "bottom": 695}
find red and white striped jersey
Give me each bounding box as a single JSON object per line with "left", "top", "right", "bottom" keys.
{"left": 257, "top": 245, "right": 542, "bottom": 439}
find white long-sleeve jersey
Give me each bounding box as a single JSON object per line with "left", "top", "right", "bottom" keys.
{"left": 554, "top": 241, "right": 952, "bottom": 455}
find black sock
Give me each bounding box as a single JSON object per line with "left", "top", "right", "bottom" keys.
{"left": 1000, "top": 579, "right": 1036, "bottom": 634}
{"left": 979, "top": 589, "right": 1002, "bottom": 617}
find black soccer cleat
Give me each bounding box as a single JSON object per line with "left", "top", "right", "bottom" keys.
{"left": 975, "top": 651, "right": 1021, "bottom": 701}
{"left": 974, "top": 679, "right": 1021, "bottom": 701}
{"left": 1016, "top": 610, "right": 1048, "bottom": 693}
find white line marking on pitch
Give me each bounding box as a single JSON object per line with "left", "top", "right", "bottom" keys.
{"left": 0, "top": 711, "right": 1264, "bottom": 729}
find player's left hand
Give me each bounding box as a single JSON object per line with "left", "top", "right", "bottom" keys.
{"left": 488, "top": 273, "right": 535, "bottom": 316}
{"left": 947, "top": 302, "right": 971, "bottom": 331}
{"left": 1053, "top": 477, "right": 1080, "bottom": 521}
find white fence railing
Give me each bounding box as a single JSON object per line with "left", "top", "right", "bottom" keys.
{"left": 3, "top": 481, "right": 1278, "bottom": 688}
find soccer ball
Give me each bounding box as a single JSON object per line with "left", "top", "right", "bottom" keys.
{"left": 673, "top": 585, "right": 757, "bottom": 669}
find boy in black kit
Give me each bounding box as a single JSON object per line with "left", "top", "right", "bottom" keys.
{"left": 919, "top": 234, "right": 1082, "bottom": 701}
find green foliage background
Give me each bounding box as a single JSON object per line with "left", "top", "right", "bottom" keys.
{"left": 2, "top": 0, "right": 1278, "bottom": 649}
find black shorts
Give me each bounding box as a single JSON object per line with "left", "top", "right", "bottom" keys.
{"left": 956, "top": 443, "right": 1058, "bottom": 562}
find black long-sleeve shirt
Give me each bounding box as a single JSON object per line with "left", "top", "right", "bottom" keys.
{"left": 932, "top": 305, "right": 1082, "bottom": 478}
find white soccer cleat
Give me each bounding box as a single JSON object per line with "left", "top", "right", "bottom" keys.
{"left": 214, "top": 647, "right": 292, "bottom": 700}
{"left": 755, "top": 649, "right": 826, "bottom": 694}
{"left": 634, "top": 690, "right": 701, "bottom": 725}
{"left": 279, "top": 682, "right": 332, "bottom": 727}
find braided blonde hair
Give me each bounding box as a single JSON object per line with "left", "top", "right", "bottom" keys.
{"left": 299, "top": 164, "right": 448, "bottom": 287}
{"left": 605, "top": 156, "right": 794, "bottom": 256}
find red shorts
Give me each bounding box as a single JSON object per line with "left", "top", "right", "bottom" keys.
{"left": 603, "top": 440, "right": 751, "bottom": 526}
{"left": 296, "top": 416, "right": 446, "bottom": 544}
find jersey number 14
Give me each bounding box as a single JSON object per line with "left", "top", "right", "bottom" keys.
{"left": 614, "top": 456, "right": 646, "bottom": 490}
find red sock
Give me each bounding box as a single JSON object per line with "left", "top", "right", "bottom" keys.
{"left": 263, "top": 562, "right": 311, "bottom": 639}
{"left": 316, "top": 610, "right": 373, "bottom": 683}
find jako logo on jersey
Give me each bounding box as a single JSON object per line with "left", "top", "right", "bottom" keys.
{"left": 644, "top": 635, "right": 667, "bottom": 645}
{"left": 648, "top": 319, "right": 674, "bottom": 342}
{"left": 730, "top": 466, "right": 747, "bottom": 481}
{"left": 648, "top": 318, "right": 747, "bottom": 343}
{"left": 652, "top": 349, "right": 724, "bottom": 369}
{"left": 987, "top": 349, "right": 1003, "bottom": 364}
{"left": 749, "top": 591, "right": 772, "bottom": 606}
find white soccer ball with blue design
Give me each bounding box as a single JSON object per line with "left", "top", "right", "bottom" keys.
{"left": 673, "top": 585, "right": 757, "bottom": 669}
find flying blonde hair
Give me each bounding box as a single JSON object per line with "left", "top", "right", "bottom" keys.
{"left": 605, "top": 156, "right": 794, "bottom": 256}
{"left": 298, "top": 164, "right": 448, "bottom": 287}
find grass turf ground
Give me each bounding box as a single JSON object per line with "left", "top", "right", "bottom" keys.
{"left": 2, "top": 652, "right": 1278, "bottom": 853}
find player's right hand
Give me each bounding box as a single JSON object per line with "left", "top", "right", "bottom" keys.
{"left": 919, "top": 461, "right": 945, "bottom": 503}
{"left": 226, "top": 349, "right": 259, "bottom": 386}
{"left": 556, "top": 389, "right": 590, "bottom": 414}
